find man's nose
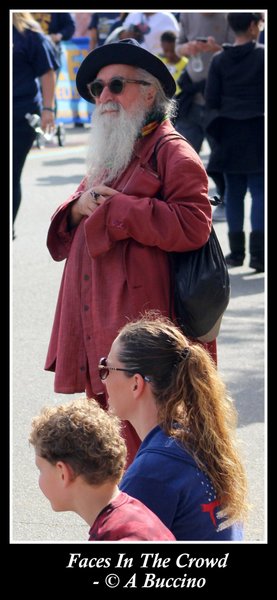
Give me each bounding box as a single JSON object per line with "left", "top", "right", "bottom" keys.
{"left": 98, "top": 84, "right": 114, "bottom": 103}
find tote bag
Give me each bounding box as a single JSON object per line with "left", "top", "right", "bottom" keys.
{"left": 153, "top": 133, "right": 230, "bottom": 342}
{"left": 171, "top": 226, "right": 230, "bottom": 342}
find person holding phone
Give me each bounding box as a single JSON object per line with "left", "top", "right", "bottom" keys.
{"left": 175, "top": 13, "right": 235, "bottom": 221}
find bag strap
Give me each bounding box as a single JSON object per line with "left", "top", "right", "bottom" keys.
{"left": 152, "top": 132, "right": 222, "bottom": 207}
{"left": 152, "top": 132, "right": 188, "bottom": 172}
{"left": 142, "top": 131, "right": 222, "bottom": 322}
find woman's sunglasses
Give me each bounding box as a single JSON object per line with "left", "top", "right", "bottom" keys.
{"left": 98, "top": 357, "right": 151, "bottom": 382}
{"left": 87, "top": 77, "right": 151, "bottom": 99}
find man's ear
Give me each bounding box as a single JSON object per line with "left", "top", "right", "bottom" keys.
{"left": 145, "top": 86, "right": 157, "bottom": 107}
{"left": 56, "top": 461, "right": 76, "bottom": 486}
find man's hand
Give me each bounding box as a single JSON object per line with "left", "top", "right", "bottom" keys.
{"left": 204, "top": 36, "right": 221, "bottom": 53}
{"left": 69, "top": 189, "right": 101, "bottom": 227}
{"left": 91, "top": 184, "right": 118, "bottom": 205}
{"left": 177, "top": 37, "right": 221, "bottom": 57}
{"left": 178, "top": 40, "right": 203, "bottom": 57}
{"left": 68, "top": 185, "right": 118, "bottom": 228}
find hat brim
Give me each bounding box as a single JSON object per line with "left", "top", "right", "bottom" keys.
{"left": 76, "top": 40, "right": 176, "bottom": 102}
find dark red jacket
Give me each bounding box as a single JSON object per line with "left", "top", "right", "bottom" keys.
{"left": 45, "top": 119, "right": 214, "bottom": 395}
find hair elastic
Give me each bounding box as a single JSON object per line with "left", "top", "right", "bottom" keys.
{"left": 180, "top": 347, "right": 190, "bottom": 360}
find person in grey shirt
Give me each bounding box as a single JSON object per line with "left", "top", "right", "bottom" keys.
{"left": 175, "top": 13, "right": 234, "bottom": 221}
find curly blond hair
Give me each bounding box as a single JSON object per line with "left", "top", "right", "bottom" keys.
{"left": 29, "top": 398, "right": 127, "bottom": 484}
{"left": 117, "top": 312, "right": 248, "bottom": 523}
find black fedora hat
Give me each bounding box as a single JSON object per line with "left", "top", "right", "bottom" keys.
{"left": 76, "top": 38, "right": 176, "bottom": 103}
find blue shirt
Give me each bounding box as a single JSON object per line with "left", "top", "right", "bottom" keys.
{"left": 120, "top": 425, "right": 243, "bottom": 541}
{"left": 13, "top": 26, "right": 59, "bottom": 120}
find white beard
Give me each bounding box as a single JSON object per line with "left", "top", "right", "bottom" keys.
{"left": 86, "top": 100, "right": 148, "bottom": 186}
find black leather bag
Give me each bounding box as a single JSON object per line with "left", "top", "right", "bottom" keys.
{"left": 171, "top": 226, "right": 230, "bottom": 342}
{"left": 152, "top": 133, "right": 230, "bottom": 342}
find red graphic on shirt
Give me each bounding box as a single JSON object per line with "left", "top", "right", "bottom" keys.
{"left": 201, "top": 500, "right": 221, "bottom": 526}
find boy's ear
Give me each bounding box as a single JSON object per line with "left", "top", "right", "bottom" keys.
{"left": 56, "top": 461, "right": 75, "bottom": 486}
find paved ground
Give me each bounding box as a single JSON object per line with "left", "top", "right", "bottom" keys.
{"left": 11, "top": 125, "right": 265, "bottom": 543}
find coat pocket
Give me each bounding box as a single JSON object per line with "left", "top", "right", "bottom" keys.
{"left": 121, "top": 164, "right": 162, "bottom": 198}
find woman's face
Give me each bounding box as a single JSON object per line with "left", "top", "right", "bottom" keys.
{"left": 103, "top": 338, "right": 136, "bottom": 421}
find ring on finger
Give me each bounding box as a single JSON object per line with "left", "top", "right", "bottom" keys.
{"left": 90, "top": 190, "right": 100, "bottom": 201}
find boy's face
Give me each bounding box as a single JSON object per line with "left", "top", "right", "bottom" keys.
{"left": 161, "top": 41, "right": 176, "bottom": 62}
{"left": 35, "top": 454, "right": 67, "bottom": 511}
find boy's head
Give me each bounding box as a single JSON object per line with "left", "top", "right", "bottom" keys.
{"left": 160, "top": 30, "right": 178, "bottom": 61}
{"left": 29, "top": 398, "right": 127, "bottom": 491}
{"left": 227, "top": 12, "right": 263, "bottom": 34}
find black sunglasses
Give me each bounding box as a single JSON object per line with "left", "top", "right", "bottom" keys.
{"left": 98, "top": 357, "right": 151, "bottom": 382}
{"left": 87, "top": 77, "right": 151, "bottom": 99}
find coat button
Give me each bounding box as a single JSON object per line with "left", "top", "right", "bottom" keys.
{"left": 84, "top": 274, "right": 89, "bottom": 280}
{"left": 84, "top": 305, "right": 89, "bottom": 311}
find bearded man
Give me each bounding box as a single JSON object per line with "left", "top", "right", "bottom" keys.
{"left": 45, "top": 39, "right": 213, "bottom": 466}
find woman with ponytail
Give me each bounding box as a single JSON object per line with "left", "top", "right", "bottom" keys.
{"left": 98, "top": 312, "right": 248, "bottom": 540}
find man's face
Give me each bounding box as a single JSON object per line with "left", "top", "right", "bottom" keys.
{"left": 93, "top": 64, "right": 155, "bottom": 114}
{"left": 86, "top": 64, "right": 156, "bottom": 185}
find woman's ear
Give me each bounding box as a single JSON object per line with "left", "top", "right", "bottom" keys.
{"left": 132, "top": 373, "right": 146, "bottom": 396}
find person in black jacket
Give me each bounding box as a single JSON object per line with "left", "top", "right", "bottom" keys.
{"left": 205, "top": 13, "right": 264, "bottom": 272}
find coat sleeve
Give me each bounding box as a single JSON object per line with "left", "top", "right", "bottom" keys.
{"left": 205, "top": 54, "right": 222, "bottom": 110}
{"left": 46, "top": 177, "right": 87, "bottom": 261}
{"left": 85, "top": 139, "right": 211, "bottom": 258}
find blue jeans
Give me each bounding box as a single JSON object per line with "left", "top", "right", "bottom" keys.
{"left": 224, "top": 172, "right": 264, "bottom": 233}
